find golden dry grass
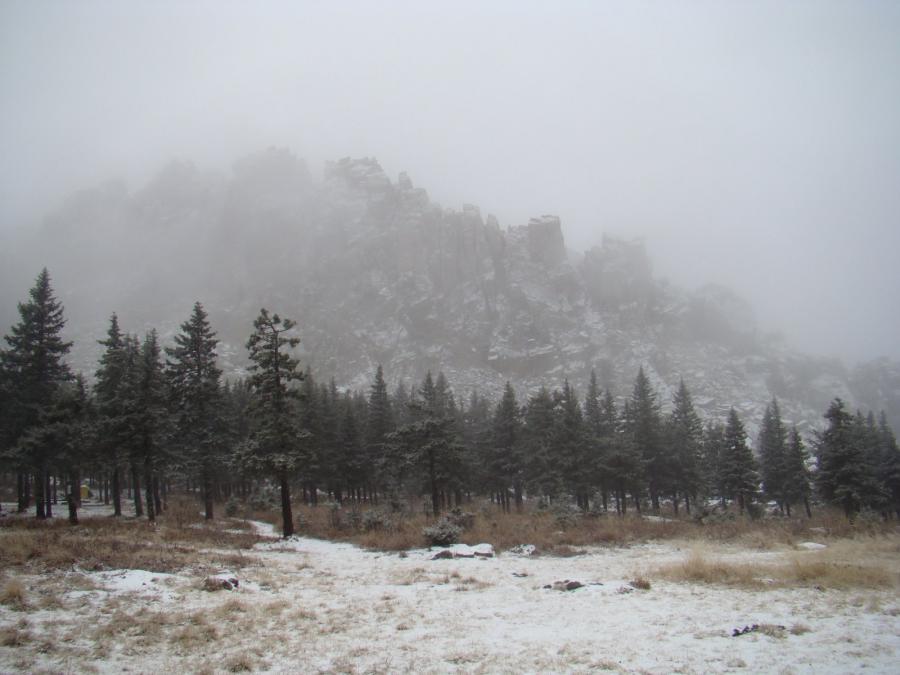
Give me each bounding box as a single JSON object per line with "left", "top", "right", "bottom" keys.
{"left": 654, "top": 538, "right": 899, "bottom": 589}
{"left": 0, "top": 511, "right": 263, "bottom": 573}
{"left": 266, "top": 500, "right": 896, "bottom": 554}
{"left": 0, "top": 578, "right": 28, "bottom": 610}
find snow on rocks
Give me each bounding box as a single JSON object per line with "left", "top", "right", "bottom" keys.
{"left": 797, "top": 542, "right": 827, "bottom": 550}
{"left": 430, "top": 543, "right": 494, "bottom": 560}
{"left": 507, "top": 543, "right": 536, "bottom": 556}
{"left": 203, "top": 574, "right": 240, "bottom": 591}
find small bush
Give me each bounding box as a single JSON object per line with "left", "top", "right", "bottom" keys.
{"left": 224, "top": 497, "right": 241, "bottom": 517}
{"left": 0, "top": 579, "right": 27, "bottom": 610}
{"left": 423, "top": 518, "right": 462, "bottom": 546}
{"left": 446, "top": 508, "right": 475, "bottom": 530}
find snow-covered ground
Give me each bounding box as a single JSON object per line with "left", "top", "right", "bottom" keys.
{"left": 2, "top": 520, "right": 898, "bottom": 673}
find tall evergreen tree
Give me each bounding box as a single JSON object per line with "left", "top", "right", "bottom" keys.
{"left": 240, "top": 309, "right": 306, "bottom": 537}
{"left": 815, "top": 398, "right": 882, "bottom": 518}
{"left": 490, "top": 382, "right": 522, "bottom": 511}
{"left": 782, "top": 426, "right": 812, "bottom": 518}
{"left": 877, "top": 412, "right": 900, "bottom": 518}
{"left": 623, "top": 367, "right": 663, "bottom": 511}
{"left": 366, "top": 364, "right": 394, "bottom": 498}
{"left": 665, "top": 379, "right": 703, "bottom": 514}
{"left": 758, "top": 398, "right": 787, "bottom": 511}
{"left": 721, "top": 408, "right": 758, "bottom": 514}
{"left": 700, "top": 421, "right": 726, "bottom": 506}
{"left": 166, "top": 302, "right": 223, "bottom": 519}
{"left": 94, "top": 314, "right": 129, "bottom": 516}
{"left": 0, "top": 269, "right": 72, "bottom": 518}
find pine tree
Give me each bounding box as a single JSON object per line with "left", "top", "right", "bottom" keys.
{"left": 522, "top": 386, "right": 563, "bottom": 500}
{"left": 782, "top": 426, "right": 812, "bottom": 518}
{"left": 623, "top": 367, "right": 663, "bottom": 511}
{"left": 758, "top": 398, "right": 787, "bottom": 511}
{"left": 877, "top": 412, "right": 900, "bottom": 518}
{"left": 94, "top": 314, "right": 128, "bottom": 516}
{"left": 166, "top": 302, "right": 223, "bottom": 519}
{"left": 366, "top": 364, "right": 394, "bottom": 499}
{"left": 700, "top": 422, "right": 726, "bottom": 506}
{"left": 128, "top": 331, "right": 169, "bottom": 521}
{"left": 665, "top": 379, "right": 703, "bottom": 514}
{"left": 721, "top": 408, "right": 758, "bottom": 514}
{"left": 240, "top": 309, "right": 306, "bottom": 537}
{"left": 490, "top": 382, "right": 522, "bottom": 512}
{"left": 815, "top": 398, "right": 881, "bottom": 518}
{"left": 0, "top": 269, "right": 72, "bottom": 518}
{"left": 556, "top": 380, "right": 588, "bottom": 509}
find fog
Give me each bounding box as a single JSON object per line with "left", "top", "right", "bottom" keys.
{"left": 2, "top": 1, "right": 899, "bottom": 363}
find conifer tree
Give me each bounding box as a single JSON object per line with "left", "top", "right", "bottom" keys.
{"left": 556, "top": 380, "right": 588, "bottom": 509}
{"left": 782, "top": 426, "right": 812, "bottom": 517}
{"left": 721, "top": 408, "right": 758, "bottom": 514}
{"left": 758, "top": 398, "right": 787, "bottom": 511}
{"left": 700, "top": 421, "right": 726, "bottom": 506}
{"left": 94, "top": 314, "right": 128, "bottom": 516}
{"left": 623, "top": 367, "right": 663, "bottom": 511}
{"left": 665, "top": 379, "right": 703, "bottom": 513}
{"left": 490, "top": 382, "right": 522, "bottom": 511}
{"left": 366, "top": 364, "right": 394, "bottom": 498}
{"left": 127, "top": 331, "right": 168, "bottom": 521}
{"left": 240, "top": 309, "right": 306, "bottom": 537}
{"left": 166, "top": 302, "right": 223, "bottom": 519}
{"left": 877, "top": 412, "right": 900, "bottom": 518}
{"left": 0, "top": 269, "right": 72, "bottom": 518}
{"left": 815, "top": 398, "right": 882, "bottom": 518}
{"left": 521, "top": 386, "right": 564, "bottom": 500}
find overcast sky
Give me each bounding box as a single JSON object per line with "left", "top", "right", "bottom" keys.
{"left": 2, "top": 1, "right": 899, "bottom": 362}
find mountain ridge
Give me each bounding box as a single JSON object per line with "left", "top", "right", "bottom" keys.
{"left": 2, "top": 148, "right": 898, "bottom": 438}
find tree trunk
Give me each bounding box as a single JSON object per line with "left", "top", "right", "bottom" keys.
{"left": 45, "top": 470, "right": 53, "bottom": 518}
{"left": 203, "top": 467, "right": 214, "bottom": 520}
{"left": 153, "top": 475, "right": 163, "bottom": 514}
{"left": 17, "top": 473, "right": 28, "bottom": 512}
{"left": 785, "top": 501, "right": 792, "bottom": 518}
{"left": 145, "top": 460, "right": 156, "bottom": 523}
{"left": 279, "top": 471, "right": 294, "bottom": 538}
{"left": 132, "top": 466, "right": 143, "bottom": 517}
{"left": 672, "top": 492, "right": 679, "bottom": 515}
{"left": 804, "top": 497, "right": 812, "bottom": 519}
{"left": 514, "top": 483, "right": 523, "bottom": 513}
{"left": 68, "top": 470, "right": 80, "bottom": 524}
{"left": 112, "top": 467, "right": 122, "bottom": 516}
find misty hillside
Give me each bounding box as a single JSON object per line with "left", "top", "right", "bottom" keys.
{"left": 2, "top": 148, "right": 898, "bottom": 435}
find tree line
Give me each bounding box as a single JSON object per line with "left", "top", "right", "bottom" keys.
{"left": 2, "top": 270, "right": 899, "bottom": 535}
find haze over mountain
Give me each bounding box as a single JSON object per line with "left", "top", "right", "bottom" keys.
{"left": 1, "top": 149, "right": 899, "bottom": 438}
{"left": 2, "top": 1, "right": 899, "bottom": 366}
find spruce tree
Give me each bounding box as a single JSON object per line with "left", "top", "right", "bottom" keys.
{"left": 665, "top": 379, "right": 703, "bottom": 514}
{"left": 877, "top": 412, "right": 900, "bottom": 518}
{"left": 782, "top": 426, "right": 812, "bottom": 518}
{"left": 166, "top": 302, "right": 223, "bottom": 519}
{"left": 815, "top": 398, "right": 881, "bottom": 518}
{"left": 490, "top": 382, "right": 522, "bottom": 512}
{"left": 721, "top": 408, "right": 758, "bottom": 514}
{"left": 94, "top": 314, "right": 128, "bottom": 516}
{"left": 241, "top": 309, "right": 306, "bottom": 537}
{"left": 758, "top": 398, "right": 787, "bottom": 511}
{"left": 366, "top": 364, "right": 394, "bottom": 499}
{"left": 700, "top": 422, "right": 726, "bottom": 506}
{"left": 623, "top": 367, "right": 663, "bottom": 511}
{"left": 1, "top": 269, "right": 72, "bottom": 518}
{"left": 522, "top": 386, "right": 561, "bottom": 500}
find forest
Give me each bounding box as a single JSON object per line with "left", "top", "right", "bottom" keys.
{"left": 2, "top": 269, "right": 899, "bottom": 537}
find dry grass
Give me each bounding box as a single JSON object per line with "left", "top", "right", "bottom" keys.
{"left": 655, "top": 541, "right": 899, "bottom": 589}
{"left": 0, "top": 578, "right": 28, "bottom": 610}
{"left": 260, "top": 500, "right": 895, "bottom": 554}
{"left": 0, "top": 513, "right": 263, "bottom": 573}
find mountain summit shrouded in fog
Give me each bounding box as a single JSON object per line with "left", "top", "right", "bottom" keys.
{"left": 2, "top": 149, "right": 898, "bottom": 434}
{"left": 1, "top": 2, "right": 899, "bottom": 365}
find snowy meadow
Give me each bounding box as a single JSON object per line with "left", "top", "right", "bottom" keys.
{"left": 1, "top": 500, "right": 898, "bottom": 674}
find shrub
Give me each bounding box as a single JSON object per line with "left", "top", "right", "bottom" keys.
{"left": 446, "top": 508, "right": 475, "bottom": 530}
{"left": 224, "top": 497, "right": 241, "bottom": 518}
{"left": 423, "top": 518, "right": 462, "bottom": 546}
